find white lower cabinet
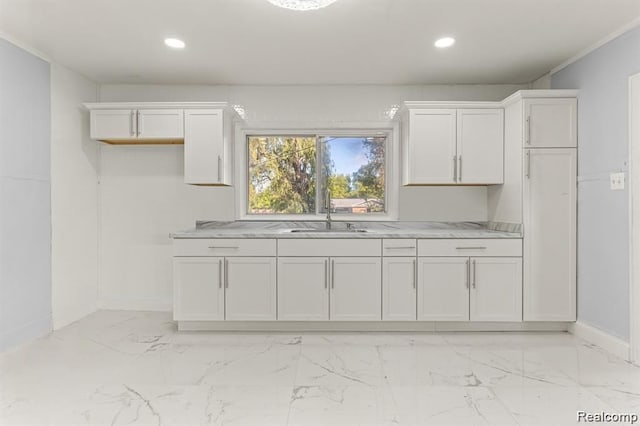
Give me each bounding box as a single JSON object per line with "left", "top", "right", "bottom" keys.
{"left": 470, "top": 257, "right": 522, "bottom": 322}
{"left": 417, "top": 257, "right": 470, "bottom": 321}
{"left": 417, "top": 240, "right": 523, "bottom": 322}
{"left": 330, "top": 257, "right": 382, "bottom": 321}
{"left": 225, "top": 257, "right": 277, "bottom": 321}
{"left": 173, "top": 257, "right": 225, "bottom": 321}
{"left": 382, "top": 257, "right": 417, "bottom": 321}
{"left": 278, "top": 257, "right": 329, "bottom": 321}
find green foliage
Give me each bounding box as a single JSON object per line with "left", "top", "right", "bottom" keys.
{"left": 248, "top": 136, "right": 316, "bottom": 214}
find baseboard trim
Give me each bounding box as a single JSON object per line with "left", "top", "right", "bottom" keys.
{"left": 569, "top": 321, "right": 630, "bottom": 360}
{"left": 0, "top": 314, "right": 52, "bottom": 352}
{"left": 177, "top": 321, "right": 571, "bottom": 332}
{"left": 53, "top": 304, "right": 97, "bottom": 330}
{"left": 97, "top": 299, "right": 172, "bottom": 312}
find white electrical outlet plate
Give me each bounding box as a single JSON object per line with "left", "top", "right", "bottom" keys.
{"left": 610, "top": 172, "right": 625, "bottom": 190}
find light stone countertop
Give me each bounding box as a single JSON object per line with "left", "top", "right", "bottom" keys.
{"left": 171, "top": 221, "right": 522, "bottom": 239}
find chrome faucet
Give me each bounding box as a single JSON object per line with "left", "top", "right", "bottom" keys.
{"left": 325, "top": 189, "right": 332, "bottom": 230}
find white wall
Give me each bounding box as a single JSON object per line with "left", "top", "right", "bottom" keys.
{"left": 50, "top": 63, "right": 99, "bottom": 329}
{"left": 551, "top": 26, "right": 640, "bottom": 341}
{"left": 0, "top": 38, "right": 52, "bottom": 350}
{"left": 97, "top": 83, "right": 526, "bottom": 310}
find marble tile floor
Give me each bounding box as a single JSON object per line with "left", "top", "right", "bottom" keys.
{"left": 1, "top": 311, "right": 639, "bottom": 425}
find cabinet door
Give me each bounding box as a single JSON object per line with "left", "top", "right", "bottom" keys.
{"left": 407, "top": 109, "right": 457, "bottom": 184}
{"left": 330, "top": 257, "right": 382, "bottom": 321}
{"left": 470, "top": 257, "right": 522, "bottom": 322}
{"left": 457, "top": 109, "right": 504, "bottom": 184}
{"left": 173, "top": 257, "right": 224, "bottom": 321}
{"left": 137, "top": 109, "right": 184, "bottom": 139}
{"left": 523, "top": 148, "right": 576, "bottom": 321}
{"left": 278, "top": 257, "right": 329, "bottom": 321}
{"left": 524, "top": 99, "right": 577, "bottom": 148}
{"left": 417, "top": 257, "right": 469, "bottom": 321}
{"left": 225, "top": 257, "right": 277, "bottom": 321}
{"left": 184, "top": 109, "right": 225, "bottom": 185}
{"left": 90, "top": 109, "right": 135, "bottom": 140}
{"left": 382, "top": 257, "right": 416, "bottom": 321}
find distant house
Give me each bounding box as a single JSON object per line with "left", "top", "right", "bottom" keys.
{"left": 331, "top": 198, "right": 383, "bottom": 214}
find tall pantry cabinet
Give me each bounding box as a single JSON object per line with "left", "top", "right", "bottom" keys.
{"left": 489, "top": 91, "right": 578, "bottom": 321}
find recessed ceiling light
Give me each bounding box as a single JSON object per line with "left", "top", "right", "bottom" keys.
{"left": 267, "top": 0, "right": 338, "bottom": 11}
{"left": 434, "top": 37, "right": 455, "bottom": 48}
{"left": 164, "top": 38, "right": 185, "bottom": 49}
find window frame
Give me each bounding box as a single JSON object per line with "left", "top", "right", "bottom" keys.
{"left": 235, "top": 123, "right": 399, "bottom": 221}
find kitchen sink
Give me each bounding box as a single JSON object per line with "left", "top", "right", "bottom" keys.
{"left": 288, "top": 229, "right": 368, "bottom": 233}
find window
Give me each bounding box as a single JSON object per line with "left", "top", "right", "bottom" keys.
{"left": 247, "top": 135, "right": 386, "bottom": 216}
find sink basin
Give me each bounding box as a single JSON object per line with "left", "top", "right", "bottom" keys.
{"left": 289, "top": 229, "right": 368, "bottom": 233}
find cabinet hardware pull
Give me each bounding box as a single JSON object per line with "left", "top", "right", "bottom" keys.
{"left": 224, "top": 259, "right": 229, "bottom": 288}
{"left": 465, "top": 259, "right": 470, "bottom": 289}
{"left": 526, "top": 151, "right": 531, "bottom": 179}
{"left": 217, "top": 156, "right": 222, "bottom": 182}
{"left": 453, "top": 155, "right": 458, "bottom": 182}
{"left": 218, "top": 259, "right": 223, "bottom": 289}
{"left": 208, "top": 246, "right": 239, "bottom": 249}
{"left": 412, "top": 259, "right": 416, "bottom": 289}
{"left": 472, "top": 259, "right": 477, "bottom": 289}
{"left": 455, "top": 246, "right": 487, "bottom": 250}
{"left": 386, "top": 246, "right": 416, "bottom": 250}
{"left": 324, "top": 259, "right": 328, "bottom": 289}
{"left": 526, "top": 116, "right": 531, "bottom": 145}
{"left": 130, "top": 110, "right": 136, "bottom": 136}
{"left": 331, "top": 259, "right": 335, "bottom": 289}
{"left": 458, "top": 155, "right": 462, "bottom": 182}
{"left": 137, "top": 111, "right": 143, "bottom": 136}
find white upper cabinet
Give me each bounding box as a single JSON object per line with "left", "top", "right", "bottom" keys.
{"left": 406, "top": 109, "right": 457, "bottom": 184}
{"left": 401, "top": 105, "right": 504, "bottom": 185}
{"left": 524, "top": 98, "right": 577, "bottom": 148}
{"left": 184, "top": 109, "right": 231, "bottom": 185}
{"left": 136, "top": 109, "right": 184, "bottom": 140}
{"left": 457, "top": 109, "right": 504, "bottom": 184}
{"left": 89, "top": 108, "right": 183, "bottom": 143}
{"left": 90, "top": 109, "right": 136, "bottom": 140}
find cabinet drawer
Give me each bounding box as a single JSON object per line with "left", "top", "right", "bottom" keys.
{"left": 174, "top": 239, "right": 276, "bottom": 257}
{"left": 418, "top": 239, "right": 521, "bottom": 257}
{"left": 278, "top": 239, "right": 381, "bottom": 257}
{"left": 383, "top": 239, "right": 417, "bottom": 256}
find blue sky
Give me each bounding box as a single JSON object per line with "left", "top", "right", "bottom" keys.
{"left": 325, "top": 137, "right": 368, "bottom": 175}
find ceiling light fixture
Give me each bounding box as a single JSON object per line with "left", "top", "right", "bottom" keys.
{"left": 267, "top": 0, "right": 338, "bottom": 11}
{"left": 164, "top": 38, "right": 186, "bottom": 49}
{"left": 434, "top": 37, "right": 455, "bottom": 48}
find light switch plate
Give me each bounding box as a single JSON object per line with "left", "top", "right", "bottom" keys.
{"left": 610, "top": 172, "right": 625, "bottom": 190}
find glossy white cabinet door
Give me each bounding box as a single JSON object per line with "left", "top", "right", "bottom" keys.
{"left": 184, "top": 109, "right": 225, "bottom": 185}
{"left": 225, "top": 257, "right": 277, "bottom": 321}
{"left": 524, "top": 148, "right": 577, "bottom": 321}
{"left": 417, "top": 257, "right": 469, "bottom": 321}
{"left": 173, "top": 257, "right": 224, "bottom": 321}
{"left": 330, "top": 257, "right": 382, "bottom": 321}
{"left": 457, "top": 109, "right": 504, "bottom": 184}
{"left": 470, "top": 257, "right": 522, "bottom": 322}
{"left": 524, "top": 99, "right": 577, "bottom": 148}
{"left": 90, "top": 109, "right": 135, "bottom": 140}
{"left": 137, "top": 109, "right": 183, "bottom": 139}
{"left": 407, "top": 109, "right": 457, "bottom": 184}
{"left": 382, "top": 257, "right": 416, "bottom": 321}
{"left": 278, "top": 257, "right": 329, "bottom": 321}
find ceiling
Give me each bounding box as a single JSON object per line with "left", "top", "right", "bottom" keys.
{"left": 1, "top": 0, "right": 639, "bottom": 85}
